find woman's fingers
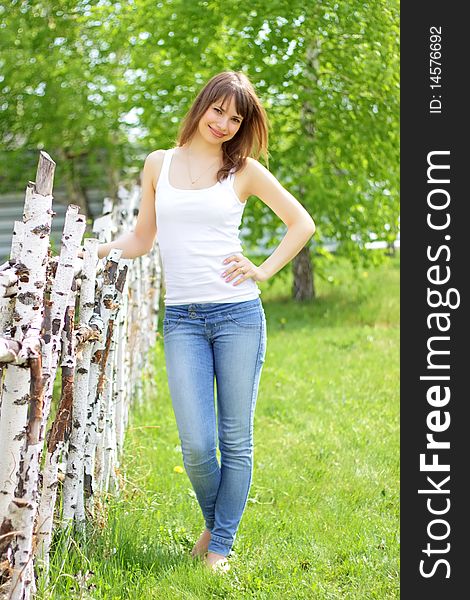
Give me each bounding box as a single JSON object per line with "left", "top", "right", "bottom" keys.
{"left": 223, "top": 255, "right": 241, "bottom": 265}
{"left": 222, "top": 255, "right": 242, "bottom": 278}
{"left": 222, "top": 255, "right": 255, "bottom": 284}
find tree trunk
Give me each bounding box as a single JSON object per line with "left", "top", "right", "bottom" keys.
{"left": 292, "top": 39, "right": 321, "bottom": 302}
{"left": 292, "top": 246, "right": 315, "bottom": 301}
{"left": 8, "top": 204, "right": 86, "bottom": 595}
{"left": 3, "top": 152, "right": 56, "bottom": 600}
{"left": 0, "top": 162, "right": 54, "bottom": 523}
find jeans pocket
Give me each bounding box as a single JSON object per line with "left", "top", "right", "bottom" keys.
{"left": 163, "top": 315, "right": 183, "bottom": 334}
{"left": 227, "top": 309, "right": 263, "bottom": 329}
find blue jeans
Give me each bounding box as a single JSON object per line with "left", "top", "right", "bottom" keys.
{"left": 163, "top": 297, "right": 267, "bottom": 557}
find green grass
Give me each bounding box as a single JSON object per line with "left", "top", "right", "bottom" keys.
{"left": 37, "top": 254, "right": 399, "bottom": 599}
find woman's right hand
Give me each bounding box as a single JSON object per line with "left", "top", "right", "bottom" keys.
{"left": 77, "top": 244, "right": 104, "bottom": 260}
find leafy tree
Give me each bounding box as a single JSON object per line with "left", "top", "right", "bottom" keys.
{"left": 0, "top": 0, "right": 133, "bottom": 214}
{"left": 0, "top": 0, "right": 399, "bottom": 299}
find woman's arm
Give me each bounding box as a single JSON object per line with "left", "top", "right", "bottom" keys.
{"left": 96, "top": 150, "right": 164, "bottom": 259}
{"left": 224, "top": 158, "right": 315, "bottom": 285}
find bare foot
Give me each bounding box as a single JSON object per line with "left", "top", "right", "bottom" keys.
{"left": 204, "top": 551, "right": 230, "bottom": 573}
{"left": 191, "top": 528, "right": 211, "bottom": 559}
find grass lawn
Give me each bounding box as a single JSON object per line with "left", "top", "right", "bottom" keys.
{"left": 38, "top": 254, "right": 399, "bottom": 599}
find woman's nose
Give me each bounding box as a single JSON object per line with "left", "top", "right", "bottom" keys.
{"left": 217, "top": 118, "right": 228, "bottom": 131}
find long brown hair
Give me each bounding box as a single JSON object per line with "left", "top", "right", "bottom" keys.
{"left": 176, "top": 71, "right": 269, "bottom": 182}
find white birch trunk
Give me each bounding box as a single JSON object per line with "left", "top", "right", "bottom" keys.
{"left": 82, "top": 318, "right": 104, "bottom": 515}
{"left": 70, "top": 238, "right": 99, "bottom": 529}
{"left": 35, "top": 279, "right": 77, "bottom": 571}
{"left": 59, "top": 242, "right": 101, "bottom": 525}
{"left": 0, "top": 222, "right": 24, "bottom": 339}
{"left": 99, "top": 342, "right": 116, "bottom": 494}
{"left": 39, "top": 205, "right": 87, "bottom": 444}
{"left": 0, "top": 166, "right": 54, "bottom": 524}
{"left": 133, "top": 258, "right": 144, "bottom": 406}
{"left": 2, "top": 155, "right": 56, "bottom": 600}
{"left": 69, "top": 249, "right": 122, "bottom": 511}
{"left": 104, "top": 263, "right": 128, "bottom": 493}
{"left": 57, "top": 284, "right": 81, "bottom": 527}
{"left": 7, "top": 443, "right": 42, "bottom": 600}
{"left": 93, "top": 252, "right": 123, "bottom": 494}
{"left": 0, "top": 368, "right": 31, "bottom": 518}
{"left": 8, "top": 349, "right": 44, "bottom": 599}
{"left": 6, "top": 201, "right": 86, "bottom": 599}
{"left": 82, "top": 211, "right": 113, "bottom": 511}
{"left": 114, "top": 282, "right": 129, "bottom": 457}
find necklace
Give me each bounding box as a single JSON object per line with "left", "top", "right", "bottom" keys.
{"left": 186, "top": 148, "right": 221, "bottom": 185}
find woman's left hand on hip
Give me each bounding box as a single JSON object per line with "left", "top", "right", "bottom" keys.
{"left": 222, "top": 255, "right": 269, "bottom": 285}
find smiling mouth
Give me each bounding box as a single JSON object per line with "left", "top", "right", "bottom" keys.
{"left": 209, "top": 125, "right": 225, "bottom": 138}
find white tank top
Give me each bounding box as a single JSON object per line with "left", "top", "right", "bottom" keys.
{"left": 155, "top": 147, "right": 261, "bottom": 305}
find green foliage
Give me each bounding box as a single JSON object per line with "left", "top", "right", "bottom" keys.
{"left": 1, "top": 0, "right": 399, "bottom": 264}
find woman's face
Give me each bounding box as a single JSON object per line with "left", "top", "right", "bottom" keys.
{"left": 198, "top": 96, "right": 243, "bottom": 144}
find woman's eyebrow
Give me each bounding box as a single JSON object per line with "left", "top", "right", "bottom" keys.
{"left": 215, "top": 104, "right": 243, "bottom": 119}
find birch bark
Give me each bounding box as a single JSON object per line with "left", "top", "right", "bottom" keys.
{"left": 0, "top": 163, "right": 54, "bottom": 524}
{"left": 39, "top": 206, "right": 87, "bottom": 445}
{"left": 35, "top": 280, "right": 77, "bottom": 572}
{"left": 66, "top": 249, "right": 121, "bottom": 516}
{"left": 70, "top": 238, "right": 99, "bottom": 528}
{"left": 8, "top": 207, "right": 86, "bottom": 600}
{"left": 1, "top": 152, "right": 55, "bottom": 599}
{"left": 100, "top": 264, "right": 128, "bottom": 493}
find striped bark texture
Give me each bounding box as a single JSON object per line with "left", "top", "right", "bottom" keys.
{"left": 0, "top": 155, "right": 55, "bottom": 523}
{"left": 63, "top": 249, "right": 122, "bottom": 522}
{"left": 1, "top": 152, "right": 55, "bottom": 600}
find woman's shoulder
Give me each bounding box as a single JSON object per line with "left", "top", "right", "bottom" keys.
{"left": 238, "top": 156, "right": 271, "bottom": 184}
{"left": 239, "top": 156, "right": 270, "bottom": 177}
{"left": 234, "top": 156, "right": 261, "bottom": 179}
{"left": 233, "top": 157, "right": 271, "bottom": 201}
{"left": 144, "top": 149, "right": 168, "bottom": 188}
{"left": 146, "top": 148, "right": 168, "bottom": 164}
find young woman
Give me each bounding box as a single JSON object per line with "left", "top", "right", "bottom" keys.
{"left": 96, "top": 71, "right": 315, "bottom": 573}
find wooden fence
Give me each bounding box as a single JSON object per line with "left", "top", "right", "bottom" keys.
{"left": 0, "top": 152, "right": 161, "bottom": 599}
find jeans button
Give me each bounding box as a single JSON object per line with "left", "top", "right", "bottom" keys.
{"left": 189, "top": 311, "right": 197, "bottom": 319}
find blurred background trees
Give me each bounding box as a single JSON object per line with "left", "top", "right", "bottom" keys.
{"left": 0, "top": 0, "right": 399, "bottom": 300}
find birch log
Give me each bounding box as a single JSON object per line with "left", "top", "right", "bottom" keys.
{"left": 35, "top": 281, "right": 78, "bottom": 571}
{"left": 39, "top": 205, "right": 87, "bottom": 445}
{"left": 82, "top": 209, "right": 114, "bottom": 511}
{"left": 6, "top": 205, "right": 86, "bottom": 600}
{"left": 0, "top": 158, "right": 54, "bottom": 524}
{"left": 91, "top": 250, "right": 122, "bottom": 495}
{"left": 64, "top": 249, "right": 121, "bottom": 521}
{"left": 70, "top": 238, "right": 99, "bottom": 528}
{"left": 51, "top": 241, "right": 95, "bottom": 526}
{"left": 82, "top": 313, "right": 105, "bottom": 515}
{"left": 0, "top": 222, "right": 24, "bottom": 338}
{"left": 7, "top": 356, "right": 45, "bottom": 600}
{"left": 114, "top": 262, "right": 130, "bottom": 456}
{"left": 0, "top": 152, "right": 55, "bottom": 599}
{"left": 100, "top": 264, "right": 128, "bottom": 494}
